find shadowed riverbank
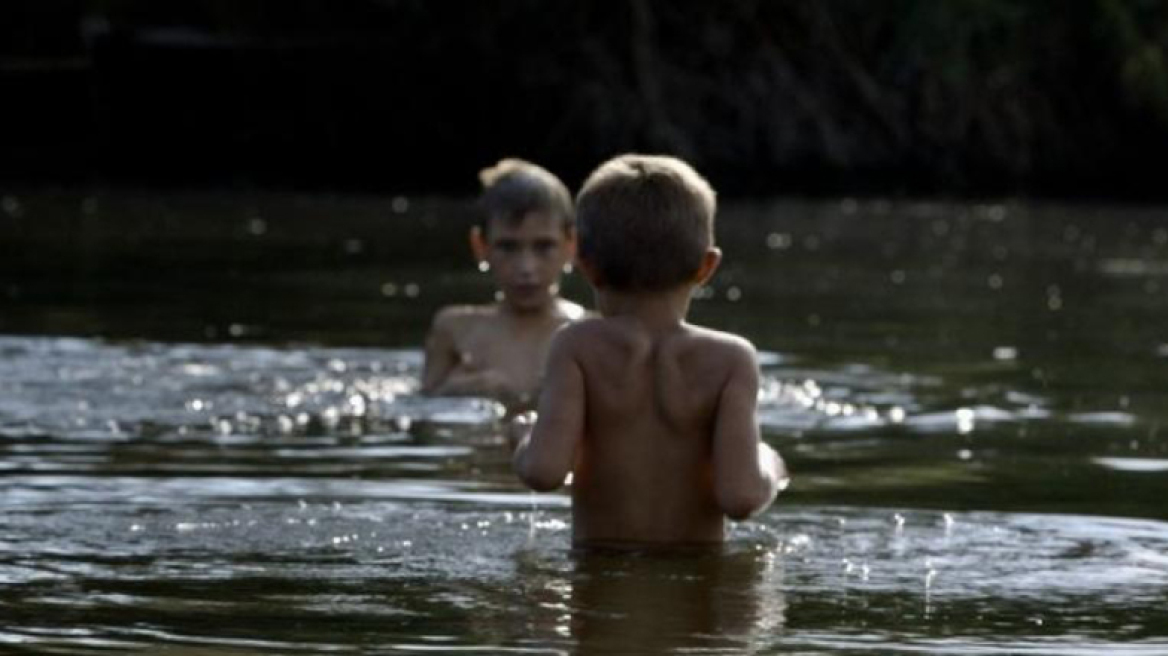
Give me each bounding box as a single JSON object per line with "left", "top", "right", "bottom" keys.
{"left": 4, "top": 0, "right": 1168, "bottom": 198}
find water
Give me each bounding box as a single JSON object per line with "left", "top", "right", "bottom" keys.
{"left": 2, "top": 192, "right": 1167, "bottom": 653}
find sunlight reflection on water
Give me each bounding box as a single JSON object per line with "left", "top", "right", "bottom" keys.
{"left": 0, "top": 332, "right": 1166, "bottom": 653}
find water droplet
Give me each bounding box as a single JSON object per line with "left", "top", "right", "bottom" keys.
{"left": 888, "top": 407, "right": 906, "bottom": 423}
{"left": 726, "top": 286, "right": 742, "bottom": 302}
{"left": 956, "top": 408, "right": 975, "bottom": 434}
{"left": 890, "top": 269, "right": 906, "bottom": 284}
{"left": 957, "top": 448, "right": 973, "bottom": 460}
{"left": 247, "top": 217, "right": 267, "bottom": 236}
{"left": 993, "top": 346, "right": 1017, "bottom": 361}
{"left": 392, "top": 196, "right": 409, "bottom": 214}
{"left": 344, "top": 238, "right": 364, "bottom": 255}
{"left": 381, "top": 282, "right": 398, "bottom": 297}
{"left": 404, "top": 283, "right": 420, "bottom": 298}
{"left": 766, "top": 232, "right": 792, "bottom": 250}
{"left": 987, "top": 273, "right": 1004, "bottom": 290}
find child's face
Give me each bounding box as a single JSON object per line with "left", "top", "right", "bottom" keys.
{"left": 476, "top": 211, "right": 574, "bottom": 313}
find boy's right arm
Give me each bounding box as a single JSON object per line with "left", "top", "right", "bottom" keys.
{"left": 512, "top": 329, "right": 585, "bottom": 491}
{"left": 421, "top": 308, "right": 459, "bottom": 393}
{"left": 712, "top": 341, "right": 788, "bottom": 520}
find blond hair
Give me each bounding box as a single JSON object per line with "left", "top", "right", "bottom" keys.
{"left": 477, "top": 158, "right": 573, "bottom": 233}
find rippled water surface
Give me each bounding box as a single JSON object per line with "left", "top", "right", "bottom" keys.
{"left": 1, "top": 192, "right": 1167, "bottom": 653}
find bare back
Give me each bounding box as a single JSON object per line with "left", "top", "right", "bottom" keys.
{"left": 571, "top": 318, "right": 745, "bottom": 544}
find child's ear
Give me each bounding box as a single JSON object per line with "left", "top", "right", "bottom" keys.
{"left": 693, "top": 247, "right": 722, "bottom": 285}
{"left": 563, "top": 228, "right": 577, "bottom": 259}
{"left": 469, "top": 226, "right": 488, "bottom": 263}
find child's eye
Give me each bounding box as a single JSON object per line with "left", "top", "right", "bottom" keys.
{"left": 533, "top": 240, "right": 558, "bottom": 254}
{"left": 493, "top": 241, "right": 520, "bottom": 253}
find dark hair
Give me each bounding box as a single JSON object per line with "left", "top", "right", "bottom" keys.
{"left": 575, "top": 154, "right": 716, "bottom": 291}
{"left": 477, "top": 158, "right": 573, "bottom": 234}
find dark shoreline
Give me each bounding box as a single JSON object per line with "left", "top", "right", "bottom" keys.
{"left": 4, "top": 1, "right": 1168, "bottom": 199}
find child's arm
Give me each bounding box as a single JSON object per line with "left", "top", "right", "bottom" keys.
{"left": 421, "top": 308, "right": 460, "bottom": 393}
{"left": 512, "top": 330, "right": 584, "bottom": 491}
{"left": 712, "top": 341, "right": 788, "bottom": 520}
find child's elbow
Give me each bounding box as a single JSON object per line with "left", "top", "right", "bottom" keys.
{"left": 717, "top": 488, "right": 772, "bottom": 521}
{"left": 517, "top": 466, "right": 566, "bottom": 492}
{"left": 513, "top": 453, "right": 567, "bottom": 492}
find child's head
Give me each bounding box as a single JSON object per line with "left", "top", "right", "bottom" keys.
{"left": 575, "top": 154, "right": 718, "bottom": 292}
{"left": 477, "top": 158, "right": 574, "bottom": 236}
{"left": 471, "top": 159, "right": 576, "bottom": 312}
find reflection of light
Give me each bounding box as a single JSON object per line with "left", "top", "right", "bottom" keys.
{"left": 888, "top": 407, "right": 906, "bottom": 423}
{"left": 766, "top": 232, "right": 792, "bottom": 249}
{"left": 993, "top": 346, "right": 1017, "bottom": 361}
{"left": 956, "top": 408, "right": 975, "bottom": 433}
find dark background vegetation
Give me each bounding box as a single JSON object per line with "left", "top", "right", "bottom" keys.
{"left": 3, "top": 0, "right": 1168, "bottom": 198}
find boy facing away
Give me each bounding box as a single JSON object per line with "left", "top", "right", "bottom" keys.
{"left": 513, "top": 154, "right": 788, "bottom": 547}
{"left": 422, "top": 159, "right": 584, "bottom": 411}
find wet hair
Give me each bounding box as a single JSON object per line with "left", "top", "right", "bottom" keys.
{"left": 477, "top": 158, "right": 574, "bottom": 234}
{"left": 575, "top": 154, "right": 716, "bottom": 291}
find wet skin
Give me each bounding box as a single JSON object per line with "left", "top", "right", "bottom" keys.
{"left": 422, "top": 211, "right": 582, "bottom": 409}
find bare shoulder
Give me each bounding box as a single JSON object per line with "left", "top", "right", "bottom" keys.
{"left": 681, "top": 325, "right": 758, "bottom": 369}
{"left": 552, "top": 298, "right": 588, "bottom": 323}
{"left": 683, "top": 324, "right": 755, "bottom": 353}
{"left": 548, "top": 316, "right": 605, "bottom": 349}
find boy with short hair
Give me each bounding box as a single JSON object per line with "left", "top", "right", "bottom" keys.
{"left": 422, "top": 159, "right": 584, "bottom": 410}
{"left": 513, "top": 154, "right": 788, "bottom": 547}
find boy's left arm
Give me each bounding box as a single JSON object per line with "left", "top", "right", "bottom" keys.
{"left": 712, "top": 341, "right": 788, "bottom": 520}
{"left": 512, "top": 331, "right": 584, "bottom": 491}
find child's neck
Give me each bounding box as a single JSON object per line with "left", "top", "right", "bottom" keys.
{"left": 593, "top": 286, "right": 693, "bottom": 331}
{"left": 499, "top": 298, "right": 559, "bottom": 324}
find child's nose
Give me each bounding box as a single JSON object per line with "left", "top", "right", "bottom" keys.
{"left": 515, "top": 249, "right": 538, "bottom": 273}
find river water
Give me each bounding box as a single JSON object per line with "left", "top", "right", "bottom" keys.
{"left": 1, "top": 192, "right": 1166, "bottom": 653}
